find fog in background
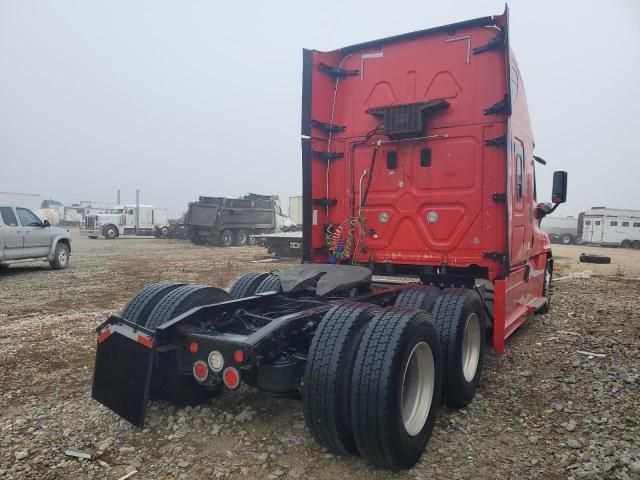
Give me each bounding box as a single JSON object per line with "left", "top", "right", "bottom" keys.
{"left": 1, "top": 0, "right": 638, "bottom": 218}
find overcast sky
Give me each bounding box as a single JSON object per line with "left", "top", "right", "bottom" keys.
{"left": 1, "top": 0, "right": 638, "bottom": 217}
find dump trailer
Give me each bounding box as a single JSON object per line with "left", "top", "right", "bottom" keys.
{"left": 184, "top": 194, "right": 295, "bottom": 246}
{"left": 92, "top": 8, "right": 567, "bottom": 470}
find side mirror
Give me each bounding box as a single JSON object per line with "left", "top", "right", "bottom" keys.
{"left": 552, "top": 171, "right": 568, "bottom": 204}
{"left": 43, "top": 219, "right": 51, "bottom": 228}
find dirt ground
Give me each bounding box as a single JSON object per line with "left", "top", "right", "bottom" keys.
{"left": 1, "top": 233, "right": 639, "bottom": 480}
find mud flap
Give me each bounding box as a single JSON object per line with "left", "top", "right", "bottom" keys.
{"left": 91, "top": 326, "right": 154, "bottom": 428}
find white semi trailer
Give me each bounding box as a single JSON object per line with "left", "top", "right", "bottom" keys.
{"left": 83, "top": 205, "right": 169, "bottom": 239}
{"left": 581, "top": 207, "right": 640, "bottom": 248}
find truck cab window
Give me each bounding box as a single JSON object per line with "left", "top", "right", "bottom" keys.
{"left": 0, "top": 207, "right": 18, "bottom": 226}
{"left": 16, "top": 208, "right": 42, "bottom": 227}
{"left": 514, "top": 140, "right": 525, "bottom": 201}
{"left": 510, "top": 65, "right": 519, "bottom": 103}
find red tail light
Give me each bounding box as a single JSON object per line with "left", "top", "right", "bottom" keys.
{"left": 223, "top": 367, "right": 240, "bottom": 389}
{"left": 193, "top": 360, "right": 208, "bottom": 382}
{"left": 233, "top": 350, "right": 245, "bottom": 363}
{"left": 189, "top": 342, "right": 199, "bottom": 354}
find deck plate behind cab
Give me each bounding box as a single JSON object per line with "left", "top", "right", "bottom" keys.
{"left": 91, "top": 331, "right": 154, "bottom": 428}
{"left": 278, "top": 264, "right": 372, "bottom": 296}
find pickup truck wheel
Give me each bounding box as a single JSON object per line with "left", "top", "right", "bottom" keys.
{"left": 49, "top": 243, "right": 70, "bottom": 270}
{"left": 103, "top": 225, "right": 118, "bottom": 239}
{"left": 121, "top": 282, "right": 184, "bottom": 325}
{"left": 303, "top": 303, "right": 379, "bottom": 455}
{"left": 228, "top": 272, "right": 270, "bottom": 299}
{"left": 350, "top": 308, "right": 441, "bottom": 469}
{"left": 431, "top": 289, "right": 485, "bottom": 409}
{"left": 234, "top": 229, "right": 249, "bottom": 246}
{"left": 254, "top": 274, "right": 281, "bottom": 294}
{"left": 394, "top": 286, "right": 441, "bottom": 312}
{"left": 220, "top": 230, "right": 233, "bottom": 247}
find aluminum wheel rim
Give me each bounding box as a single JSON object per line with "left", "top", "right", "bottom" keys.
{"left": 58, "top": 249, "right": 67, "bottom": 265}
{"left": 401, "top": 341, "right": 435, "bottom": 437}
{"left": 462, "top": 313, "right": 481, "bottom": 382}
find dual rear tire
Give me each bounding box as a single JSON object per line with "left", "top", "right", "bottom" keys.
{"left": 303, "top": 303, "right": 442, "bottom": 469}
{"left": 221, "top": 229, "right": 251, "bottom": 247}
{"left": 228, "top": 271, "right": 281, "bottom": 298}
{"left": 120, "top": 282, "right": 231, "bottom": 406}
{"left": 431, "top": 290, "right": 485, "bottom": 408}
{"left": 302, "top": 287, "right": 486, "bottom": 468}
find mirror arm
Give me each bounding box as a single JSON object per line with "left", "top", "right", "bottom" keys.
{"left": 547, "top": 203, "right": 560, "bottom": 215}
{"left": 537, "top": 202, "right": 561, "bottom": 220}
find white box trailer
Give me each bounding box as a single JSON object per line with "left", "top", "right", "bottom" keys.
{"left": 289, "top": 196, "right": 303, "bottom": 227}
{"left": 0, "top": 192, "right": 42, "bottom": 211}
{"left": 581, "top": 207, "right": 640, "bottom": 248}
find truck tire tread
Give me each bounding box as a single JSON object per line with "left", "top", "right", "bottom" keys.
{"left": 351, "top": 308, "right": 441, "bottom": 469}
{"left": 229, "top": 272, "right": 270, "bottom": 299}
{"left": 431, "top": 289, "right": 485, "bottom": 408}
{"left": 146, "top": 284, "right": 231, "bottom": 330}
{"left": 121, "top": 282, "right": 184, "bottom": 325}
{"left": 144, "top": 284, "right": 231, "bottom": 405}
{"left": 254, "top": 274, "right": 281, "bottom": 294}
{"left": 303, "top": 302, "right": 379, "bottom": 455}
{"left": 579, "top": 253, "right": 612, "bottom": 264}
{"left": 394, "top": 286, "right": 441, "bottom": 312}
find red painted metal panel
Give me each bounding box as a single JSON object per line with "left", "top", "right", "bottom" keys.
{"left": 307, "top": 17, "right": 510, "bottom": 275}
{"left": 305, "top": 8, "right": 554, "bottom": 352}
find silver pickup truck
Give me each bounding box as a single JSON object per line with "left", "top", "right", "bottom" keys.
{"left": 0, "top": 206, "right": 71, "bottom": 270}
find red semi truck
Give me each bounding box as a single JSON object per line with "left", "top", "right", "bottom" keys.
{"left": 92, "top": 7, "right": 567, "bottom": 469}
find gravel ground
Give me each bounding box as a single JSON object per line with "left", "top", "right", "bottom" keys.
{"left": 0, "top": 233, "right": 638, "bottom": 480}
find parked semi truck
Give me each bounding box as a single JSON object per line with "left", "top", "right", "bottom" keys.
{"left": 184, "top": 194, "right": 295, "bottom": 246}
{"left": 84, "top": 205, "right": 169, "bottom": 239}
{"left": 92, "top": 8, "right": 567, "bottom": 469}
